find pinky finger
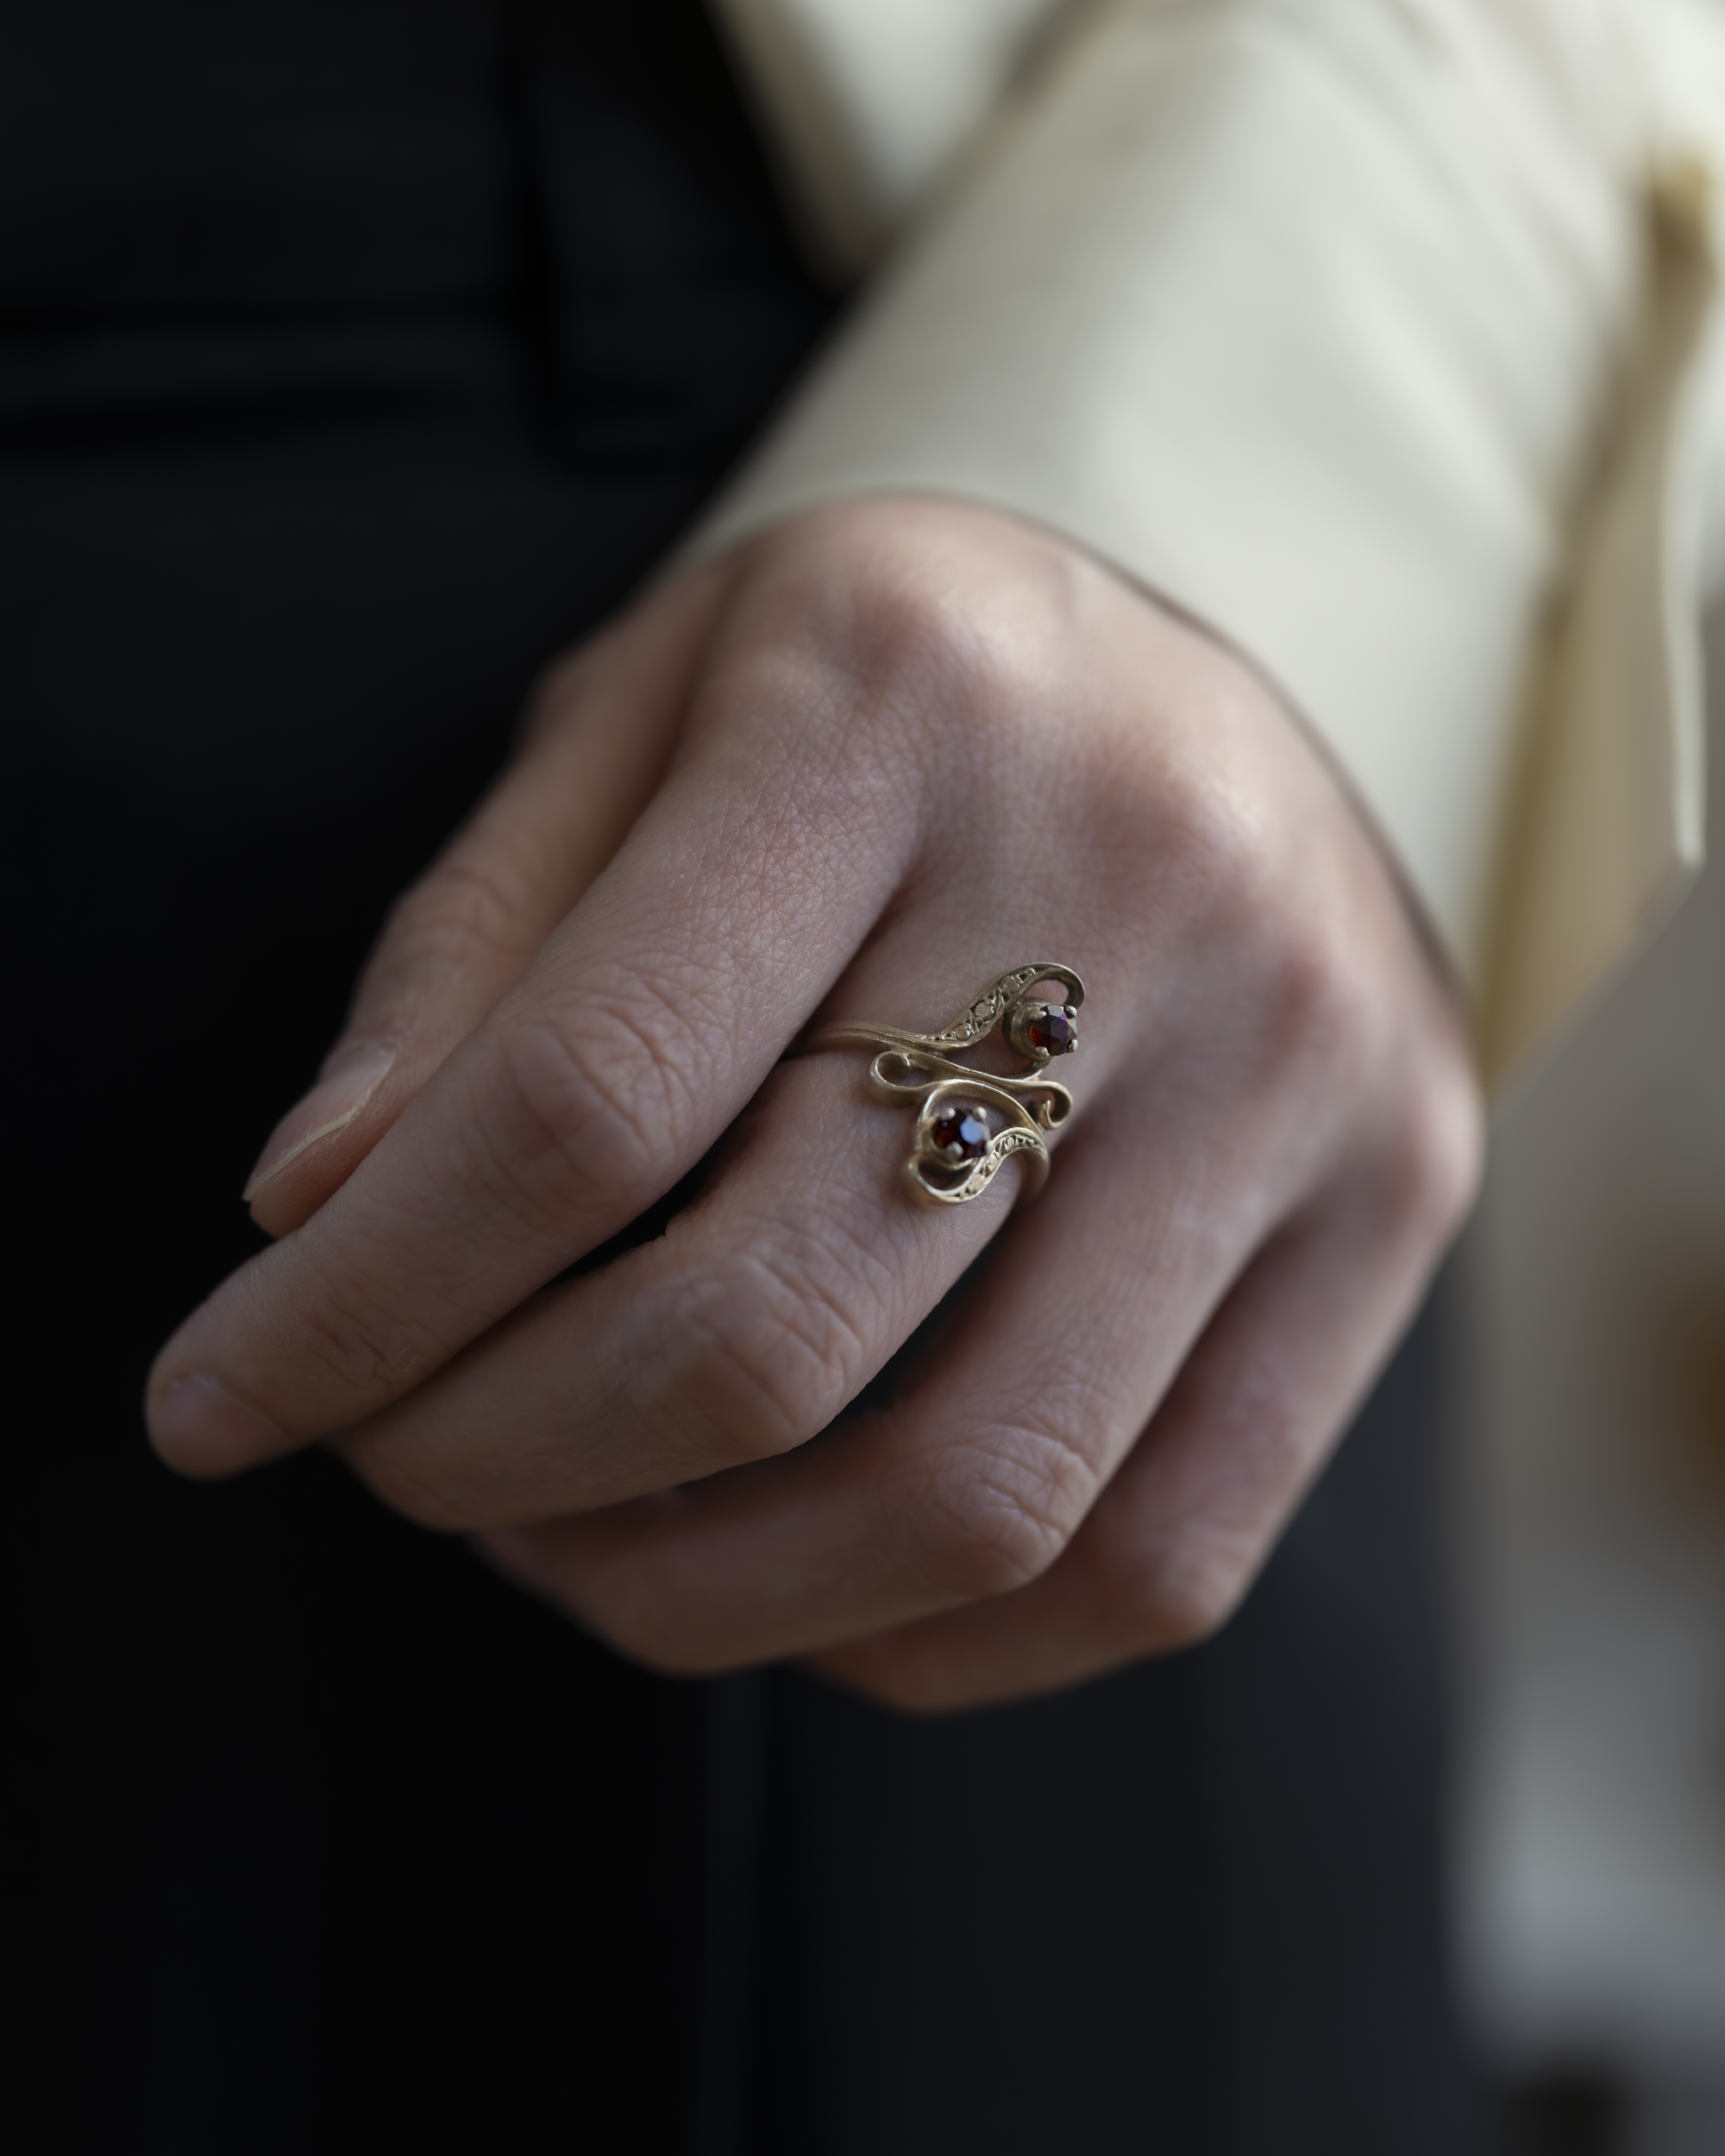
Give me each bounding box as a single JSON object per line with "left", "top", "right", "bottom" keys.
{"left": 807, "top": 1197, "right": 1452, "bottom": 1713}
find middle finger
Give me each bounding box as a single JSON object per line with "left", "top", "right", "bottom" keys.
{"left": 336, "top": 944, "right": 1116, "bottom": 1526}
{"left": 473, "top": 1050, "right": 1314, "bottom": 1667}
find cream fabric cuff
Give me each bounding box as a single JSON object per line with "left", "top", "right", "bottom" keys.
{"left": 696, "top": 0, "right": 1725, "bottom": 1080}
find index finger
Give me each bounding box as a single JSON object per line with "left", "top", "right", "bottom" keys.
{"left": 146, "top": 614, "right": 922, "bottom": 1476}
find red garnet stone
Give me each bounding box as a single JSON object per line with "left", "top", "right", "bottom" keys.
{"left": 932, "top": 1105, "right": 991, "bottom": 1164}
{"left": 1028, "top": 1004, "right": 1078, "bottom": 1056}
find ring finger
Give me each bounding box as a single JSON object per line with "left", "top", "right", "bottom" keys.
{"left": 340, "top": 945, "right": 1330, "bottom": 1651}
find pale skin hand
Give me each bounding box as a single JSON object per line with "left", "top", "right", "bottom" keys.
{"left": 146, "top": 498, "right": 1482, "bottom": 1711}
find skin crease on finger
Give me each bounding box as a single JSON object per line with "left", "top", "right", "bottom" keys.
{"left": 146, "top": 498, "right": 1483, "bottom": 1710}
{"left": 243, "top": 567, "right": 737, "bottom": 1241}
{"left": 472, "top": 969, "right": 1477, "bottom": 1701}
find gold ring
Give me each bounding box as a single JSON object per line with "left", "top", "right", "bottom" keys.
{"left": 797, "top": 962, "right": 1084, "bottom": 1206}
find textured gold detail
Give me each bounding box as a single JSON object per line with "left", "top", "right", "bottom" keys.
{"left": 799, "top": 963, "right": 1085, "bottom": 1206}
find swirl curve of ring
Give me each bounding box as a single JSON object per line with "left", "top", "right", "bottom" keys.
{"left": 797, "top": 963, "right": 1084, "bottom": 1207}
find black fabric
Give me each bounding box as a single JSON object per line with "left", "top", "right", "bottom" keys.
{"left": 9, "top": 6, "right": 827, "bottom": 2150}
{"left": 748, "top": 1307, "right": 1480, "bottom": 2156}
{"left": 7, "top": 4, "right": 1483, "bottom": 2149}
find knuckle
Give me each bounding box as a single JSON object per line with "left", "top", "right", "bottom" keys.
{"left": 1160, "top": 767, "right": 1264, "bottom": 904}
{"left": 787, "top": 515, "right": 1057, "bottom": 760}
{"left": 914, "top": 1409, "right": 1106, "bottom": 1601}
{"left": 836, "top": 546, "right": 962, "bottom": 676}
{"left": 278, "top": 1285, "right": 442, "bottom": 1423}
{"left": 664, "top": 1233, "right": 889, "bottom": 1464}
{"left": 1374, "top": 1051, "right": 1484, "bottom": 1244}
{"left": 369, "top": 856, "right": 536, "bottom": 1006}
{"left": 1102, "top": 741, "right": 1376, "bottom": 1075}
{"left": 1246, "top": 874, "right": 1383, "bottom": 1071}
{"left": 1113, "top": 755, "right": 1319, "bottom": 1011}
{"left": 1209, "top": 857, "right": 1392, "bottom": 1115}
{"left": 1132, "top": 1534, "right": 1256, "bottom": 1650}
{"left": 489, "top": 990, "right": 705, "bottom": 1218}
{"left": 395, "top": 856, "right": 524, "bottom": 954}
{"left": 1161, "top": 785, "right": 1484, "bottom": 1247}
{"left": 1094, "top": 1499, "right": 1273, "bottom": 1652}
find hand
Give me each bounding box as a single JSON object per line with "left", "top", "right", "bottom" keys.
{"left": 147, "top": 498, "right": 1481, "bottom": 1709}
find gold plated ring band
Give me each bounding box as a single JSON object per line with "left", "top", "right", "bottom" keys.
{"left": 796, "top": 962, "right": 1085, "bottom": 1207}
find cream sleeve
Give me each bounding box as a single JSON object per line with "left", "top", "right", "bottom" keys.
{"left": 699, "top": 0, "right": 1725, "bottom": 1080}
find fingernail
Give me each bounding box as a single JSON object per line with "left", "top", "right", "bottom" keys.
{"left": 242, "top": 1044, "right": 395, "bottom": 1202}
{"left": 149, "top": 1372, "right": 286, "bottom": 1476}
